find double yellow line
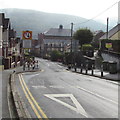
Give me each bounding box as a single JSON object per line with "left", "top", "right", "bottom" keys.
{"left": 18, "top": 74, "right": 48, "bottom": 120}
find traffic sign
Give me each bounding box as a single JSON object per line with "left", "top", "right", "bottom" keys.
{"left": 22, "top": 31, "right": 32, "bottom": 40}
{"left": 23, "top": 40, "right": 32, "bottom": 49}
{"left": 105, "top": 43, "right": 112, "bottom": 48}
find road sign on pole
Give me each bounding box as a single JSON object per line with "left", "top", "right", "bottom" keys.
{"left": 22, "top": 31, "right": 32, "bottom": 40}
{"left": 23, "top": 40, "right": 32, "bottom": 49}
{"left": 22, "top": 30, "right": 32, "bottom": 49}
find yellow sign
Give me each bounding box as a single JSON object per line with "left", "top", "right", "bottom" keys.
{"left": 22, "top": 31, "right": 32, "bottom": 40}
{"left": 105, "top": 43, "right": 112, "bottom": 48}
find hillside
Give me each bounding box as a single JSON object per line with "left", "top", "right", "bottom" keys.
{"left": 0, "top": 8, "right": 107, "bottom": 38}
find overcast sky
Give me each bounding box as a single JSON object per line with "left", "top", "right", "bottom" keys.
{"left": 0, "top": 0, "right": 119, "bottom": 23}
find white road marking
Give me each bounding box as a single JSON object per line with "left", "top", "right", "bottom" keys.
{"left": 76, "top": 86, "right": 118, "bottom": 105}
{"left": 44, "top": 94, "right": 88, "bottom": 117}
{"left": 32, "top": 85, "right": 64, "bottom": 89}
{"left": 32, "top": 86, "right": 46, "bottom": 89}
{"left": 49, "top": 86, "right": 64, "bottom": 88}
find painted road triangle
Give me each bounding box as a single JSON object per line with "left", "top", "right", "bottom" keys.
{"left": 44, "top": 94, "right": 88, "bottom": 117}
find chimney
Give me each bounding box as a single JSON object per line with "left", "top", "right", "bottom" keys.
{"left": 59, "top": 25, "right": 63, "bottom": 29}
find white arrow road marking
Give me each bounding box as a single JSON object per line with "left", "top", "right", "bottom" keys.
{"left": 44, "top": 94, "right": 88, "bottom": 117}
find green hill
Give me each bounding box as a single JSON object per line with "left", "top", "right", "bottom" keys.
{"left": 0, "top": 8, "right": 106, "bottom": 39}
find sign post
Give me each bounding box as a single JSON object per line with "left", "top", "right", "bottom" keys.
{"left": 22, "top": 30, "right": 32, "bottom": 70}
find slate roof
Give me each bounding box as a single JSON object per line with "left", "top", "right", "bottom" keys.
{"left": 44, "top": 28, "right": 72, "bottom": 37}
{"left": 100, "top": 24, "right": 120, "bottom": 39}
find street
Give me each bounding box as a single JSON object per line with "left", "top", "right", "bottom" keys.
{"left": 15, "top": 58, "right": 118, "bottom": 119}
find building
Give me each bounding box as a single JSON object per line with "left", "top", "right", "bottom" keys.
{"left": 99, "top": 24, "right": 120, "bottom": 53}
{"left": 0, "top": 14, "right": 3, "bottom": 56}
{"left": 99, "top": 24, "right": 120, "bottom": 40}
{"left": 0, "top": 13, "right": 22, "bottom": 70}
{"left": 31, "top": 39, "right": 40, "bottom": 57}
{"left": 0, "top": 13, "right": 3, "bottom": 69}
{"left": 38, "top": 25, "right": 79, "bottom": 57}
{"left": 92, "top": 30, "right": 104, "bottom": 48}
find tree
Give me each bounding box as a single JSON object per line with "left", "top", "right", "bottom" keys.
{"left": 50, "top": 50, "right": 63, "bottom": 61}
{"left": 73, "top": 28, "right": 93, "bottom": 46}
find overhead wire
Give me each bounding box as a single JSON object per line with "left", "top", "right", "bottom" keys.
{"left": 64, "top": 1, "right": 119, "bottom": 27}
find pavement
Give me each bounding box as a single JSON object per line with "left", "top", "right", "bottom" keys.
{"left": 57, "top": 61, "right": 120, "bottom": 81}
{"left": 1, "top": 66, "right": 23, "bottom": 119}
{"left": 69, "top": 67, "right": 120, "bottom": 81}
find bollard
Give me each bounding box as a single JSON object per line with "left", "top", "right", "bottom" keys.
{"left": 85, "top": 64, "right": 88, "bottom": 74}
{"left": 74, "top": 67, "right": 77, "bottom": 72}
{"left": 101, "top": 70, "right": 103, "bottom": 77}
{"left": 80, "top": 64, "right": 83, "bottom": 73}
{"left": 101, "top": 65, "right": 103, "bottom": 77}
{"left": 28, "top": 63, "right": 30, "bottom": 70}
{"left": 37, "top": 60, "right": 39, "bottom": 69}
{"left": 74, "top": 63, "right": 77, "bottom": 72}
{"left": 91, "top": 64, "right": 94, "bottom": 75}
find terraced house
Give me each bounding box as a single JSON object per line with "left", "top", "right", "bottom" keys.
{"left": 0, "top": 13, "right": 22, "bottom": 70}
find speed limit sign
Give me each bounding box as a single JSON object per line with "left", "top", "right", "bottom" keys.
{"left": 22, "top": 31, "right": 32, "bottom": 40}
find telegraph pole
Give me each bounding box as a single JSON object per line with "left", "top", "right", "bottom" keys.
{"left": 71, "top": 23, "right": 73, "bottom": 53}
{"left": 71, "top": 23, "right": 73, "bottom": 67}
{"left": 106, "top": 17, "right": 109, "bottom": 39}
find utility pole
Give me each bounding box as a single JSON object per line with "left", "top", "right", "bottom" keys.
{"left": 71, "top": 23, "right": 73, "bottom": 53}
{"left": 71, "top": 23, "right": 73, "bottom": 67}
{"left": 106, "top": 17, "right": 109, "bottom": 39}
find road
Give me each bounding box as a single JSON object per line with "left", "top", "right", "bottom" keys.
{"left": 16, "top": 58, "right": 118, "bottom": 119}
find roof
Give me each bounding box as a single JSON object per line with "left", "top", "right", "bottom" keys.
{"left": 44, "top": 28, "right": 72, "bottom": 37}
{"left": 100, "top": 24, "right": 120, "bottom": 39}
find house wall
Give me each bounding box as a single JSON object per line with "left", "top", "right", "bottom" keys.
{"left": 0, "top": 26, "right": 3, "bottom": 56}
{"left": 101, "top": 52, "right": 120, "bottom": 71}
{"left": 3, "top": 29, "right": 9, "bottom": 58}
{"left": 45, "top": 36, "right": 71, "bottom": 40}
{"left": 3, "top": 29, "right": 9, "bottom": 48}
{"left": 110, "top": 31, "right": 120, "bottom": 40}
